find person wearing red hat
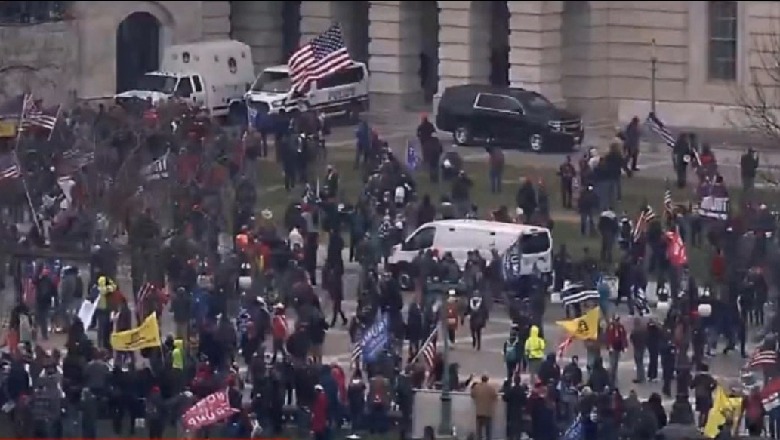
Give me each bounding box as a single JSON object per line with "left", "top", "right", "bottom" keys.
{"left": 146, "top": 386, "right": 165, "bottom": 438}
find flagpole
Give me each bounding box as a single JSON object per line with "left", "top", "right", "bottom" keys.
{"left": 46, "top": 105, "right": 62, "bottom": 142}
{"left": 12, "top": 95, "right": 43, "bottom": 238}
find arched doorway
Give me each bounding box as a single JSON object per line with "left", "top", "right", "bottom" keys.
{"left": 419, "top": 1, "right": 440, "bottom": 103}
{"left": 116, "top": 12, "right": 161, "bottom": 93}
{"left": 282, "top": 0, "right": 301, "bottom": 60}
{"left": 489, "top": 1, "right": 510, "bottom": 87}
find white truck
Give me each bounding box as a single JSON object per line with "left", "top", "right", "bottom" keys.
{"left": 244, "top": 61, "right": 369, "bottom": 119}
{"left": 115, "top": 40, "right": 255, "bottom": 119}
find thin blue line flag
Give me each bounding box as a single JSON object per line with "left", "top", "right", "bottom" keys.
{"left": 501, "top": 238, "right": 522, "bottom": 283}
{"left": 359, "top": 310, "right": 389, "bottom": 363}
{"left": 562, "top": 414, "right": 583, "bottom": 440}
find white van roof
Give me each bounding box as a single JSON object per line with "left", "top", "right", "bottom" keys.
{"left": 263, "top": 65, "right": 290, "bottom": 74}
{"left": 426, "top": 219, "right": 548, "bottom": 235}
{"left": 161, "top": 40, "right": 253, "bottom": 77}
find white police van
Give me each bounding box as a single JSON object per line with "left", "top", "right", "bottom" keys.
{"left": 244, "top": 61, "right": 369, "bottom": 118}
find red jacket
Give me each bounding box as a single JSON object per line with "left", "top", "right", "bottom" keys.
{"left": 711, "top": 254, "right": 726, "bottom": 282}
{"left": 606, "top": 323, "right": 628, "bottom": 351}
{"left": 311, "top": 392, "right": 328, "bottom": 433}
{"left": 272, "top": 314, "right": 289, "bottom": 341}
{"left": 331, "top": 366, "right": 347, "bottom": 403}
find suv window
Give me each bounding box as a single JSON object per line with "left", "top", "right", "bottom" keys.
{"left": 316, "top": 65, "right": 364, "bottom": 89}
{"left": 475, "top": 93, "right": 520, "bottom": 112}
{"left": 191, "top": 75, "right": 203, "bottom": 93}
{"left": 175, "top": 78, "right": 193, "bottom": 98}
{"left": 404, "top": 227, "right": 435, "bottom": 251}
{"left": 518, "top": 93, "right": 554, "bottom": 112}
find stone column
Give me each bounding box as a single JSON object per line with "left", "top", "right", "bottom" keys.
{"left": 434, "top": 1, "right": 490, "bottom": 116}
{"left": 231, "top": 2, "right": 284, "bottom": 69}
{"left": 368, "top": 1, "right": 422, "bottom": 108}
{"left": 201, "top": 1, "right": 231, "bottom": 40}
{"left": 300, "top": 1, "right": 338, "bottom": 42}
{"left": 507, "top": 0, "right": 563, "bottom": 103}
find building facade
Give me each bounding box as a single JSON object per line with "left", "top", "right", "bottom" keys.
{"left": 1, "top": 1, "right": 778, "bottom": 129}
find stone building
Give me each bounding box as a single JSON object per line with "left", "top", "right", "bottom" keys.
{"left": 1, "top": 0, "right": 778, "bottom": 129}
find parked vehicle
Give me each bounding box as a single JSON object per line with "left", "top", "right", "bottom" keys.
{"left": 115, "top": 40, "right": 255, "bottom": 119}
{"left": 388, "top": 219, "right": 553, "bottom": 290}
{"left": 244, "top": 62, "right": 369, "bottom": 119}
{"left": 435, "top": 84, "right": 584, "bottom": 152}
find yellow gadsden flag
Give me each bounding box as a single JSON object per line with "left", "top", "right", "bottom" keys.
{"left": 556, "top": 306, "right": 600, "bottom": 340}
{"left": 110, "top": 312, "right": 162, "bottom": 351}
{"left": 703, "top": 386, "right": 742, "bottom": 438}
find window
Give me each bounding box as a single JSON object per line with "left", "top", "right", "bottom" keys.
{"left": 404, "top": 227, "right": 435, "bottom": 251}
{"left": 708, "top": 1, "right": 738, "bottom": 81}
{"left": 175, "top": 78, "right": 193, "bottom": 98}
{"left": 315, "top": 66, "right": 365, "bottom": 89}
{"left": 0, "top": 1, "right": 69, "bottom": 24}
{"left": 519, "top": 92, "right": 554, "bottom": 112}
{"left": 252, "top": 70, "right": 291, "bottom": 93}
{"left": 191, "top": 75, "right": 203, "bottom": 93}
{"left": 475, "top": 93, "right": 521, "bottom": 112}
{"left": 519, "top": 232, "right": 551, "bottom": 254}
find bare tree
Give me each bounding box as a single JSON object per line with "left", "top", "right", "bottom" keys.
{"left": 731, "top": 33, "right": 780, "bottom": 142}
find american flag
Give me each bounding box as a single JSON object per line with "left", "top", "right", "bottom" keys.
{"left": 747, "top": 349, "right": 778, "bottom": 368}
{"left": 632, "top": 205, "right": 656, "bottom": 242}
{"left": 0, "top": 163, "right": 20, "bottom": 180}
{"left": 645, "top": 112, "right": 675, "bottom": 148}
{"left": 350, "top": 343, "right": 362, "bottom": 365}
{"left": 22, "top": 276, "right": 36, "bottom": 305}
{"left": 420, "top": 326, "right": 439, "bottom": 369}
{"left": 663, "top": 183, "right": 674, "bottom": 215}
{"left": 557, "top": 335, "right": 574, "bottom": 359}
{"left": 20, "top": 102, "right": 60, "bottom": 131}
{"left": 141, "top": 152, "right": 170, "bottom": 181}
{"left": 136, "top": 282, "right": 156, "bottom": 322}
{"left": 288, "top": 24, "right": 353, "bottom": 93}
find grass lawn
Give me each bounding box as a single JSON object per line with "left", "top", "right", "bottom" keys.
{"left": 245, "top": 149, "right": 766, "bottom": 280}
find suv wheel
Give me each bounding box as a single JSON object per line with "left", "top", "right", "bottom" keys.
{"left": 529, "top": 133, "right": 544, "bottom": 152}
{"left": 454, "top": 126, "right": 471, "bottom": 145}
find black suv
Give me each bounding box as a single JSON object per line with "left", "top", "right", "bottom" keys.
{"left": 435, "top": 84, "right": 584, "bottom": 152}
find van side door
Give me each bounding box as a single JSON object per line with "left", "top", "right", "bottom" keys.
{"left": 190, "top": 75, "right": 206, "bottom": 107}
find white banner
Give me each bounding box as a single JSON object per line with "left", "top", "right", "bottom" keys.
{"left": 697, "top": 195, "right": 729, "bottom": 220}
{"left": 77, "top": 298, "right": 98, "bottom": 327}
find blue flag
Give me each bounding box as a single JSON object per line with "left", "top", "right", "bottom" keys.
{"left": 562, "top": 415, "right": 583, "bottom": 440}
{"left": 501, "top": 239, "right": 522, "bottom": 282}
{"left": 359, "top": 310, "right": 389, "bottom": 363}
{"left": 406, "top": 140, "right": 419, "bottom": 170}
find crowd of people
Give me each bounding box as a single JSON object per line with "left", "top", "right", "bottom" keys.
{"left": 0, "top": 92, "right": 777, "bottom": 440}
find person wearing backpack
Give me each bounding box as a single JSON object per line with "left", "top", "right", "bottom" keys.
{"left": 503, "top": 335, "right": 520, "bottom": 380}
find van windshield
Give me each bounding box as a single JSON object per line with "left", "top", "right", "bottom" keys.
{"left": 519, "top": 232, "right": 551, "bottom": 254}
{"left": 252, "top": 71, "right": 291, "bottom": 93}
{"left": 136, "top": 74, "right": 177, "bottom": 94}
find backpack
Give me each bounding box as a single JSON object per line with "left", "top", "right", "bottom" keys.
{"left": 505, "top": 340, "right": 518, "bottom": 363}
